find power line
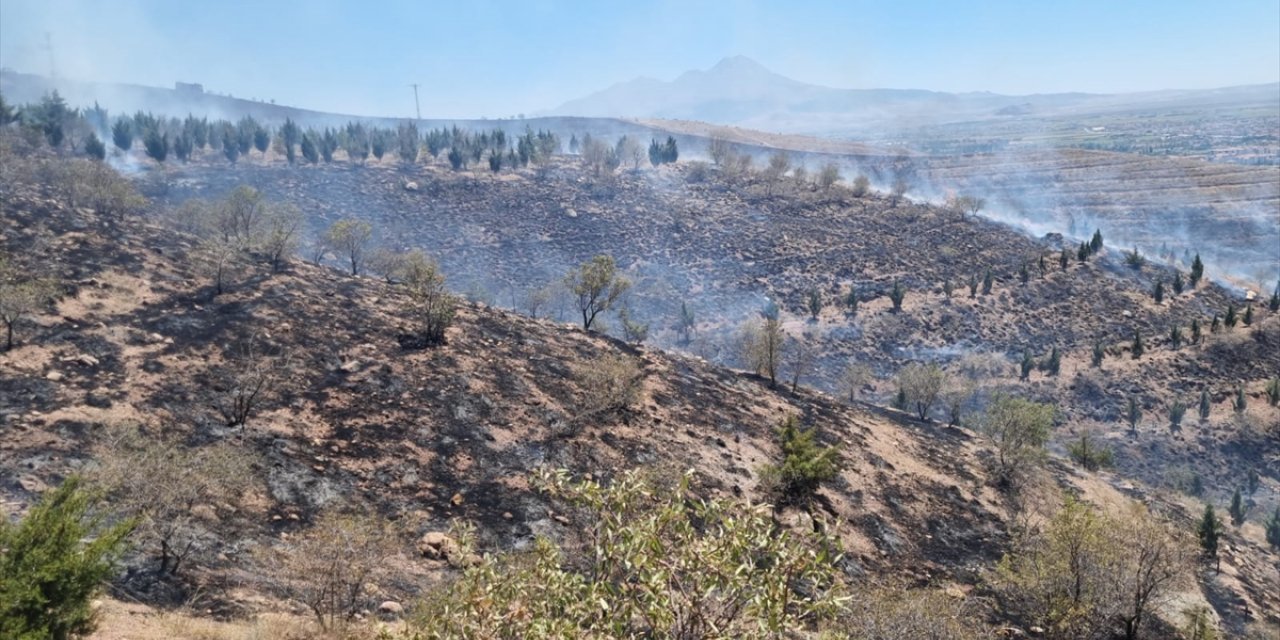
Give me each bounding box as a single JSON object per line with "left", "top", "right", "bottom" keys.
{"left": 409, "top": 83, "right": 421, "bottom": 121}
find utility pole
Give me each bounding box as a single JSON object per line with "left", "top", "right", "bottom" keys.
{"left": 409, "top": 83, "right": 421, "bottom": 121}
{"left": 44, "top": 32, "right": 57, "bottom": 78}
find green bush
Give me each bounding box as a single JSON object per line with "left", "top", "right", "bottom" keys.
{"left": 759, "top": 415, "right": 842, "bottom": 506}
{"left": 404, "top": 469, "right": 845, "bottom": 639}
{"left": 0, "top": 476, "right": 134, "bottom": 640}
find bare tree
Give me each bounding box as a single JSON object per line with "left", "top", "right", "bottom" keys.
{"left": 0, "top": 251, "right": 57, "bottom": 351}
{"left": 741, "top": 316, "right": 785, "bottom": 388}
{"left": 266, "top": 510, "right": 394, "bottom": 630}
{"left": 707, "top": 134, "right": 733, "bottom": 167}
{"left": 261, "top": 202, "right": 302, "bottom": 273}
{"left": 762, "top": 151, "right": 791, "bottom": 196}
{"left": 839, "top": 361, "right": 872, "bottom": 402}
{"left": 785, "top": 332, "right": 816, "bottom": 392}
{"left": 817, "top": 163, "right": 841, "bottom": 189}
{"left": 96, "top": 425, "right": 257, "bottom": 576}
{"left": 212, "top": 335, "right": 289, "bottom": 427}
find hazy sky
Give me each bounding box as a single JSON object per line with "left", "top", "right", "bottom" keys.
{"left": 2, "top": 0, "right": 1277, "bottom": 118}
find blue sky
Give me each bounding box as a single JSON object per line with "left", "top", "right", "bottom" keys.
{"left": 1, "top": 0, "right": 1277, "bottom": 118}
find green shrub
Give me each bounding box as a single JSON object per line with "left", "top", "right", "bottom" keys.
{"left": 759, "top": 415, "right": 841, "bottom": 506}
{"left": 405, "top": 469, "right": 846, "bottom": 639}
{"left": 0, "top": 476, "right": 134, "bottom": 640}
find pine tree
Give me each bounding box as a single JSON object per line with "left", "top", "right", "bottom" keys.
{"left": 845, "top": 289, "right": 858, "bottom": 316}
{"left": 1189, "top": 253, "right": 1204, "bottom": 287}
{"left": 1019, "top": 262, "right": 1030, "bottom": 284}
{"left": 1059, "top": 248, "right": 1070, "bottom": 270}
{"left": 1153, "top": 279, "right": 1164, "bottom": 304}
{"left": 1091, "top": 341, "right": 1105, "bottom": 368}
{"left": 1170, "top": 325, "right": 1182, "bottom": 349}
{"left": 1210, "top": 314, "right": 1221, "bottom": 333}
{"left": 172, "top": 133, "right": 192, "bottom": 163}
{"left": 1233, "top": 387, "right": 1247, "bottom": 414}
{"left": 1020, "top": 349, "right": 1034, "bottom": 381}
{"left": 1197, "top": 504, "right": 1222, "bottom": 572}
{"left": 1228, "top": 488, "right": 1246, "bottom": 526}
{"left": 1172, "top": 271, "right": 1184, "bottom": 295}
{"left": 1266, "top": 376, "right": 1280, "bottom": 407}
{"left": 1190, "top": 318, "right": 1201, "bottom": 344}
{"left": 1090, "top": 229, "right": 1103, "bottom": 253}
{"left": 981, "top": 268, "right": 993, "bottom": 295}
{"left": 1077, "top": 242, "right": 1090, "bottom": 263}
{"left": 968, "top": 273, "right": 979, "bottom": 298}
{"left": 1131, "top": 329, "right": 1144, "bottom": 359}
{"left": 1242, "top": 305, "right": 1253, "bottom": 326}
{"left": 942, "top": 279, "right": 953, "bottom": 299}
{"left": 1199, "top": 389, "right": 1211, "bottom": 421}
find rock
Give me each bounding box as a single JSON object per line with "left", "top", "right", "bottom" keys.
{"left": 417, "top": 531, "right": 459, "bottom": 560}
{"left": 404, "top": 181, "right": 419, "bottom": 192}
{"left": 73, "top": 354, "right": 99, "bottom": 368}
{"left": 377, "top": 601, "right": 404, "bottom": 617}
{"left": 45, "top": 371, "right": 64, "bottom": 382}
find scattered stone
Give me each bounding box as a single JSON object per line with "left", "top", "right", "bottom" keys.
{"left": 417, "top": 531, "right": 459, "bottom": 561}
{"left": 378, "top": 601, "right": 404, "bottom": 617}
{"left": 44, "top": 371, "right": 64, "bottom": 382}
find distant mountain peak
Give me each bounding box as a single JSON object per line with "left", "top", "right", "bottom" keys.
{"left": 709, "top": 55, "right": 771, "bottom": 75}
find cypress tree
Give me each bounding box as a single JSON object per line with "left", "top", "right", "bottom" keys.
{"left": 981, "top": 269, "right": 993, "bottom": 295}
{"left": 1170, "top": 325, "right": 1182, "bottom": 349}
{"left": 1210, "top": 314, "right": 1221, "bottom": 333}
{"left": 1189, "top": 253, "right": 1204, "bottom": 287}
{"left": 1169, "top": 400, "right": 1186, "bottom": 432}
{"left": 1126, "top": 396, "right": 1142, "bottom": 434}
{"left": 1090, "top": 229, "right": 1103, "bottom": 253}
{"left": 888, "top": 280, "right": 905, "bottom": 313}
{"left": 1270, "top": 280, "right": 1280, "bottom": 313}
{"left": 845, "top": 289, "right": 858, "bottom": 316}
{"left": 1041, "top": 347, "right": 1061, "bottom": 376}
{"left": 83, "top": 133, "right": 106, "bottom": 160}
{"left": 1020, "top": 349, "right": 1034, "bottom": 381}
{"left": 1019, "top": 262, "right": 1030, "bottom": 284}
{"left": 1153, "top": 280, "right": 1164, "bottom": 304}
{"left": 1091, "top": 341, "right": 1105, "bottom": 368}
{"left": 1199, "top": 389, "right": 1211, "bottom": 421}
{"left": 1265, "top": 507, "right": 1280, "bottom": 550}
{"left": 1229, "top": 488, "right": 1246, "bottom": 526}
{"left": 1266, "top": 376, "right": 1280, "bottom": 407}
{"left": 1242, "top": 305, "right": 1253, "bottom": 326}
{"left": 1172, "top": 271, "right": 1184, "bottom": 295}
{"left": 1197, "top": 504, "right": 1222, "bottom": 572}
{"left": 1225, "top": 304, "right": 1238, "bottom": 328}
{"left": 1131, "top": 329, "right": 1144, "bottom": 359}
{"left": 1059, "top": 248, "right": 1070, "bottom": 270}
{"left": 1233, "top": 387, "right": 1247, "bottom": 414}
{"left": 967, "top": 273, "right": 979, "bottom": 298}
{"left": 1191, "top": 318, "right": 1202, "bottom": 344}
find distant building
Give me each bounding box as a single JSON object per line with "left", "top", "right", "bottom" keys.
{"left": 175, "top": 81, "right": 204, "bottom": 95}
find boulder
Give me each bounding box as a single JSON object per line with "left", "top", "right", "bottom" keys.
{"left": 417, "top": 531, "right": 459, "bottom": 561}
{"left": 378, "top": 601, "right": 404, "bottom": 617}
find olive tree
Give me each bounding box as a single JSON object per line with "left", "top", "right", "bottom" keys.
{"left": 408, "top": 469, "right": 846, "bottom": 638}
{"left": 980, "top": 394, "right": 1054, "bottom": 487}
{"left": 565, "top": 254, "right": 630, "bottom": 331}
{"left": 324, "top": 218, "right": 374, "bottom": 276}
{"left": 897, "top": 362, "right": 947, "bottom": 421}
